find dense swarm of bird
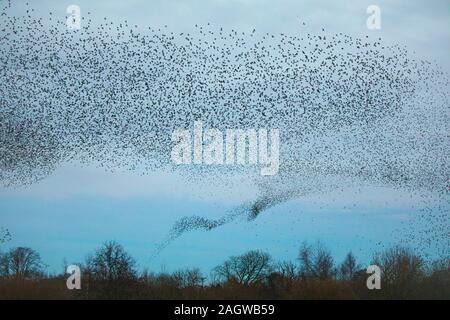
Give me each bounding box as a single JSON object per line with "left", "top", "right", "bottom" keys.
{"left": 0, "top": 2, "right": 448, "bottom": 256}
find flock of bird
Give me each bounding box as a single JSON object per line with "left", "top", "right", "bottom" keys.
{"left": 0, "top": 2, "right": 448, "bottom": 257}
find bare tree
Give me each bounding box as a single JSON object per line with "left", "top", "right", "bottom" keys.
{"left": 422, "top": 257, "right": 450, "bottom": 299}
{"left": 298, "top": 242, "right": 335, "bottom": 280}
{"left": 276, "top": 261, "right": 297, "bottom": 281}
{"left": 142, "top": 270, "right": 179, "bottom": 287}
{"left": 213, "top": 250, "right": 272, "bottom": 285}
{"left": 0, "top": 228, "right": 10, "bottom": 276}
{"left": 173, "top": 267, "right": 205, "bottom": 287}
{"left": 372, "top": 246, "right": 425, "bottom": 298}
{"left": 430, "top": 257, "right": 450, "bottom": 274}
{"left": 338, "top": 251, "right": 360, "bottom": 280}
{"left": 86, "top": 241, "right": 136, "bottom": 281}
{"left": 0, "top": 247, "right": 44, "bottom": 279}
{"left": 0, "top": 252, "right": 8, "bottom": 276}
{"left": 266, "top": 261, "right": 298, "bottom": 295}
{"left": 298, "top": 242, "right": 313, "bottom": 278}
{"left": 85, "top": 241, "right": 137, "bottom": 298}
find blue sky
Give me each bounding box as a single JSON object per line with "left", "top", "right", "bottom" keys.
{"left": 0, "top": 179, "right": 432, "bottom": 274}
{"left": 1, "top": 0, "right": 449, "bottom": 274}
{"left": 1, "top": 164, "right": 445, "bottom": 274}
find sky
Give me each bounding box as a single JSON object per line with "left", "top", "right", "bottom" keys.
{"left": 0, "top": 0, "right": 449, "bottom": 274}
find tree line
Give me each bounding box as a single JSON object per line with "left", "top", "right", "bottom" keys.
{"left": 0, "top": 240, "right": 448, "bottom": 299}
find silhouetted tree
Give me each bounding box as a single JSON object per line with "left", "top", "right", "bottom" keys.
{"left": 173, "top": 267, "right": 205, "bottom": 287}
{"left": 85, "top": 241, "right": 137, "bottom": 298}
{"left": 429, "top": 257, "right": 450, "bottom": 275}
{"left": 420, "top": 257, "right": 450, "bottom": 299}
{"left": 0, "top": 250, "right": 7, "bottom": 276}
{"left": 0, "top": 247, "right": 44, "bottom": 279}
{"left": 0, "top": 243, "right": 449, "bottom": 299}
{"left": 338, "top": 251, "right": 360, "bottom": 280}
{"left": 213, "top": 250, "right": 272, "bottom": 285}
{"left": 266, "top": 261, "right": 298, "bottom": 297}
{"left": 298, "top": 242, "right": 335, "bottom": 280}
{"left": 276, "top": 261, "right": 297, "bottom": 281}
{"left": 372, "top": 246, "right": 425, "bottom": 298}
